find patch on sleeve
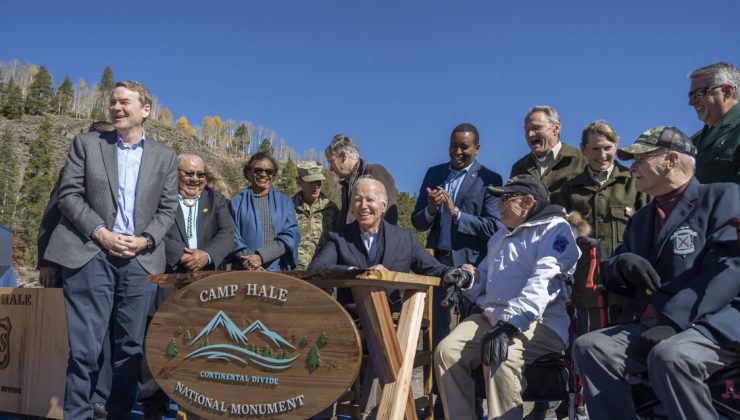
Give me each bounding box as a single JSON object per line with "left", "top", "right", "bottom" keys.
{"left": 552, "top": 234, "right": 569, "bottom": 254}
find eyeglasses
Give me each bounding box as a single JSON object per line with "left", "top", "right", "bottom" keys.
{"left": 178, "top": 169, "right": 206, "bottom": 179}
{"left": 632, "top": 150, "right": 668, "bottom": 164}
{"left": 251, "top": 167, "right": 275, "bottom": 176}
{"left": 500, "top": 193, "right": 524, "bottom": 203}
{"left": 688, "top": 85, "right": 724, "bottom": 101}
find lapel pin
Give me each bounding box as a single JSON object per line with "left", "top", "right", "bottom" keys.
{"left": 203, "top": 208, "right": 209, "bottom": 213}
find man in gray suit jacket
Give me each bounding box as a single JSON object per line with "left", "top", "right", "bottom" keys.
{"left": 44, "top": 81, "right": 178, "bottom": 419}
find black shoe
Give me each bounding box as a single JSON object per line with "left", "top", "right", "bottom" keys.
{"left": 92, "top": 402, "right": 107, "bottom": 420}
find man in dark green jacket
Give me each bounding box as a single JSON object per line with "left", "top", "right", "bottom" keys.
{"left": 510, "top": 105, "right": 587, "bottom": 195}
{"left": 688, "top": 62, "right": 740, "bottom": 184}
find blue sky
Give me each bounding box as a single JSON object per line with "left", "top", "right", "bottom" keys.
{"left": 2, "top": 1, "right": 739, "bottom": 193}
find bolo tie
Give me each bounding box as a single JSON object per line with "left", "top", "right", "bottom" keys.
{"left": 183, "top": 197, "right": 198, "bottom": 239}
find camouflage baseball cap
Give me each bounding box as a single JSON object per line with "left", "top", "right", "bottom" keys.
{"left": 297, "top": 161, "right": 325, "bottom": 182}
{"left": 617, "top": 126, "right": 697, "bottom": 160}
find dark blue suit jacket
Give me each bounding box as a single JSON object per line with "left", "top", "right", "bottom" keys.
{"left": 309, "top": 220, "right": 448, "bottom": 277}
{"left": 411, "top": 160, "right": 502, "bottom": 266}
{"left": 605, "top": 178, "right": 740, "bottom": 346}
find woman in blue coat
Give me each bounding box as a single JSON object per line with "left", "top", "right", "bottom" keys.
{"left": 229, "top": 152, "right": 299, "bottom": 271}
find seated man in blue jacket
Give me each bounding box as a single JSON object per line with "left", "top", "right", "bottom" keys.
{"left": 574, "top": 126, "right": 740, "bottom": 420}
{"left": 310, "top": 176, "right": 463, "bottom": 417}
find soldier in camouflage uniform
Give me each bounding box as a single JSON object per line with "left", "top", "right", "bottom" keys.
{"left": 553, "top": 121, "right": 649, "bottom": 335}
{"left": 292, "top": 162, "right": 339, "bottom": 270}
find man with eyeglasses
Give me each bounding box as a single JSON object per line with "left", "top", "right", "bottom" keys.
{"left": 139, "top": 152, "right": 234, "bottom": 417}
{"left": 435, "top": 174, "right": 580, "bottom": 420}
{"left": 511, "top": 105, "right": 587, "bottom": 195}
{"left": 688, "top": 62, "right": 740, "bottom": 184}
{"left": 574, "top": 126, "right": 740, "bottom": 420}
{"left": 43, "top": 81, "right": 178, "bottom": 418}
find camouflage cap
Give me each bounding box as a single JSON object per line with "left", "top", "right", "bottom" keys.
{"left": 617, "top": 126, "right": 697, "bottom": 160}
{"left": 297, "top": 161, "right": 325, "bottom": 182}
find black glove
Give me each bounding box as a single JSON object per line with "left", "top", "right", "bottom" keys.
{"left": 633, "top": 317, "right": 680, "bottom": 366}
{"left": 481, "top": 321, "right": 518, "bottom": 369}
{"left": 613, "top": 253, "right": 661, "bottom": 294}
{"left": 442, "top": 267, "right": 473, "bottom": 289}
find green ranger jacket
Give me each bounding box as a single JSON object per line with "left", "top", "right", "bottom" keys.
{"left": 690, "top": 102, "right": 740, "bottom": 184}
{"left": 553, "top": 163, "right": 649, "bottom": 309}
{"left": 510, "top": 142, "right": 588, "bottom": 195}
{"left": 292, "top": 193, "right": 339, "bottom": 270}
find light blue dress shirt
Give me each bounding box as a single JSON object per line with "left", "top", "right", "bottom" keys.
{"left": 112, "top": 134, "right": 145, "bottom": 235}
{"left": 424, "top": 160, "right": 474, "bottom": 223}
{"left": 178, "top": 195, "right": 200, "bottom": 249}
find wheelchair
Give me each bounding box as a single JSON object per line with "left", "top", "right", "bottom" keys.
{"left": 443, "top": 273, "right": 581, "bottom": 420}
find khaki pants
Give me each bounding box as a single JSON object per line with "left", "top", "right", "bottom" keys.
{"left": 434, "top": 313, "right": 564, "bottom": 420}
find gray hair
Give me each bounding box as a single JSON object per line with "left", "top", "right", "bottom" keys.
{"left": 177, "top": 153, "right": 204, "bottom": 168}
{"left": 325, "top": 133, "right": 360, "bottom": 159}
{"left": 525, "top": 105, "right": 561, "bottom": 126}
{"left": 689, "top": 62, "right": 740, "bottom": 100}
{"left": 354, "top": 175, "right": 387, "bottom": 201}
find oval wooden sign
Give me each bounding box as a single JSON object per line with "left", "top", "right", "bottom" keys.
{"left": 146, "top": 271, "right": 362, "bottom": 419}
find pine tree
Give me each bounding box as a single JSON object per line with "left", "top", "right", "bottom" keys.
{"left": 0, "top": 127, "right": 20, "bottom": 227}
{"left": 165, "top": 338, "right": 178, "bottom": 358}
{"left": 257, "top": 138, "right": 274, "bottom": 156}
{"left": 317, "top": 332, "right": 328, "bottom": 346}
{"left": 100, "top": 67, "right": 114, "bottom": 92}
{"left": 1, "top": 77, "right": 24, "bottom": 120}
{"left": 308, "top": 345, "right": 321, "bottom": 370}
{"left": 262, "top": 346, "right": 272, "bottom": 358}
{"left": 92, "top": 66, "right": 114, "bottom": 120}
{"left": 234, "top": 123, "right": 250, "bottom": 155}
{"left": 321, "top": 169, "right": 339, "bottom": 204}
{"left": 53, "top": 75, "right": 74, "bottom": 115}
{"left": 274, "top": 157, "right": 299, "bottom": 197}
{"left": 25, "top": 66, "right": 53, "bottom": 115}
{"left": 398, "top": 192, "right": 428, "bottom": 246}
{"left": 17, "top": 115, "right": 56, "bottom": 265}
{"left": 299, "top": 336, "right": 309, "bottom": 348}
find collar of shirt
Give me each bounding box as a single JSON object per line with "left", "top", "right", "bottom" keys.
{"left": 447, "top": 159, "right": 475, "bottom": 175}
{"left": 116, "top": 130, "right": 146, "bottom": 150}
{"left": 587, "top": 164, "right": 614, "bottom": 186}
{"left": 534, "top": 141, "right": 562, "bottom": 166}
{"left": 360, "top": 229, "right": 379, "bottom": 249}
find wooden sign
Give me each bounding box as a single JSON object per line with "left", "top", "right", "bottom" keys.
{"left": 146, "top": 272, "right": 362, "bottom": 419}
{"left": 0, "top": 288, "right": 67, "bottom": 419}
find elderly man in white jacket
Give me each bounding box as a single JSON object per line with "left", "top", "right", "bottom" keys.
{"left": 434, "top": 174, "right": 581, "bottom": 420}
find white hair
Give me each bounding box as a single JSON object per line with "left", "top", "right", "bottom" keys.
{"left": 354, "top": 176, "right": 387, "bottom": 201}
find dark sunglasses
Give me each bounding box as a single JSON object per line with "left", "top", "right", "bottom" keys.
{"left": 688, "top": 85, "right": 724, "bottom": 101}
{"left": 251, "top": 167, "right": 275, "bottom": 176}
{"left": 178, "top": 169, "right": 206, "bottom": 179}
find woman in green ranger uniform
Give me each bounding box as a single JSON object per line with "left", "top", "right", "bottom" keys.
{"left": 553, "top": 121, "right": 649, "bottom": 334}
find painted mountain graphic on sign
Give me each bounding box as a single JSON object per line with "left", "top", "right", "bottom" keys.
{"left": 243, "top": 320, "right": 295, "bottom": 350}
{"left": 183, "top": 310, "right": 299, "bottom": 370}
{"left": 188, "top": 310, "right": 247, "bottom": 346}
